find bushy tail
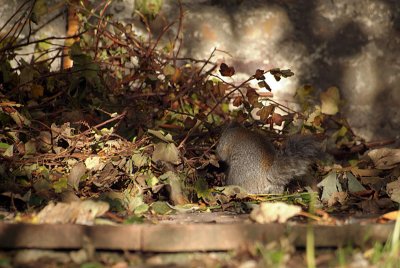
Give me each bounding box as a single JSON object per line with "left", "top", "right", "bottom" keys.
{"left": 266, "top": 135, "right": 321, "bottom": 186}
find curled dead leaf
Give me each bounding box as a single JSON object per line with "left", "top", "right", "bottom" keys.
{"left": 250, "top": 202, "right": 301, "bottom": 223}
{"left": 219, "top": 63, "right": 235, "bottom": 77}
{"left": 152, "top": 142, "right": 180, "bottom": 164}
{"left": 367, "top": 148, "right": 400, "bottom": 170}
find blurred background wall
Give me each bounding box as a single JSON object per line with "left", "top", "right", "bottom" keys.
{"left": 1, "top": 0, "right": 399, "bottom": 141}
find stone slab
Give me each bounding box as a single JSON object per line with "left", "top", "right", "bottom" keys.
{"left": 0, "top": 222, "right": 394, "bottom": 251}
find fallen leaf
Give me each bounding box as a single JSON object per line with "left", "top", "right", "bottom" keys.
{"left": 152, "top": 142, "right": 180, "bottom": 164}
{"left": 84, "top": 156, "right": 102, "bottom": 170}
{"left": 148, "top": 129, "right": 174, "bottom": 143}
{"left": 346, "top": 172, "right": 366, "bottom": 193}
{"left": 317, "top": 172, "right": 342, "bottom": 202}
{"left": 53, "top": 177, "right": 68, "bottom": 193}
{"left": 351, "top": 167, "right": 381, "bottom": 177}
{"left": 68, "top": 162, "right": 87, "bottom": 191}
{"left": 134, "top": 203, "right": 149, "bottom": 215}
{"left": 368, "top": 148, "right": 400, "bottom": 170}
{"left": 327, "top": 191, "right": 348, "bottom": 207}
{"left": 250, "top": 202, "right": 301, "bottom": 223}
{"left": 121, "top": 190, "right": 146, "bottom": 212}
{"left": 2, "top": 144, "right": 13, "bottom": 157}
{"left": 132, "top": 152, "right": 149, "bottom": 168}
{"left": 166, "top": 203, "right": 200, "bottom": 213}
{"left": 151, "top": 201, "right": 173, "bottom": 215}
{"left": 159, "top": 171, "right": 188, "bottom": 205}
{"left": 214, "top": 185, "right": 249, "bottom": 199}
{"left": 320, "top": 86, "right": 340, "bottom": 115}
{"left": 380, "top": 210, "right": 400, "bottom": 221}
{"left": 386, "top": 179, "right": 400, "bottom": 203}
{"left": 194, "top": 177, "right": 211, "bottom": 200}
{"left": 36, "top": 200, "right": 109, "bottom": 225}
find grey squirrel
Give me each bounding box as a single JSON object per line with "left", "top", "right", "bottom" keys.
{"left": 216, "top": 124, "right": 321, "bottom": 194}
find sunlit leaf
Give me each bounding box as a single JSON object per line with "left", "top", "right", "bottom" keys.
{"left": 148, "top": 129, "right": 174, "bottom": 143}
{"left": 132, "top": 152, "right": 149, "bottom": 168}
{"left": 134, "top": 203, "right": 149, "bottom": 215}
{"left": 53, "top": 177, "right": 68, "bottom": 193}
{"left": 320, "top": 87, "right": 340, "bottom": 115}
{"left": 152, "top": 142, "right": 180, "bottom": 164}
{"left": 250, "top": 202, "right": 301, "bottom": 223}
{"left": 85, "top": 156, "right": 102, "bottom": 170}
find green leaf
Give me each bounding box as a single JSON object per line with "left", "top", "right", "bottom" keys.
{"left": 134, "top": 203, "right": 149, "bottom": 215}
{"left": 122, "top": 190, "right": 145, "bottom": 212}
{"left": 0, "top": 143, "right": 11, "bottom": 149}
{"left": 31, "top": 0, "right": 47, "bottom": 24}
{"left": 2, "top": 144, "right": 13, "bottom": 157}
{"left": 163, "top": 64, "right": 175, "bottom": 76}
{"left": 346, "top": 172, "right": 366, "bottom": 193}
{"left": 124, "top": 215, "right": 144, "bottom": 224}
{"left": 135, "top": 0, "right": 164, "bottom": 18}
{"left": 151, "top": 201, "right": 172, "bottom": 215}
{"left": 24, "top": 140, "right": 36, "bottom": 156}
{"left": 53, "top": 177, "right": 68, "bottom": 193}
{"left": 194, "top": 177, "right": 210, "bottom": 200}
{"left": 145, "top": 172, "right": 159, "bottom": 187}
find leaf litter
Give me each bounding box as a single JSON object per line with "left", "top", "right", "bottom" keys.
{"left": 0, "top": 0, "right": 399, "bottom": 232}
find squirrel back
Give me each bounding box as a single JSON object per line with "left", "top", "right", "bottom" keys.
{"left": 216, "top": 125, "right": 320, "bottom": 194}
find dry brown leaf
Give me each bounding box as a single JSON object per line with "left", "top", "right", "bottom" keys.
{"left": 219, "top": 63, "right": 235, "bottom": 77}
{"left": 36, "top": 200, "right": 109, "bottom": 225}
{"left": 351, "top": 167, "right": 382, "bottom": 177}
{"left": 386, "top": 178, "right": 400, "bottom": 203}
{"left": 250, "top": 202, "right": 301, "bottom": 223}
{"left": 152, "top": 142, "right": 180, "bottom": 164}
{"left": 368, "top": 148, "right": 400, "bottom": 170}
{"left": 327, "top": 191, "right": 348, "bottom": 207}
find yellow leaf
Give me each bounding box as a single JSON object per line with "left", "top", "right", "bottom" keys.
{"left": 31, "top": 84, "right": 44, "bottom": 99}
{"left": 320, "top": 86, "right": 340, "bottom": 115}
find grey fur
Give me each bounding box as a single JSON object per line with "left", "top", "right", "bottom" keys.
{"left": 216, "top": 125, "right": 320, "bottom": 194}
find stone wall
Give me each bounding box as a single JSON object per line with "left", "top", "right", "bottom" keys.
{"left": 1, "top": 0, "right": 399, "bottom": 141}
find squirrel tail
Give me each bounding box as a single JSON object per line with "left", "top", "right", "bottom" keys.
{"left": 266, "top": 135, "right": 321, "bottom": 186}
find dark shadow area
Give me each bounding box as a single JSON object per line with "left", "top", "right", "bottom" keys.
{"left": 180, "top": 0, "right": 400, "bottom": 140}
